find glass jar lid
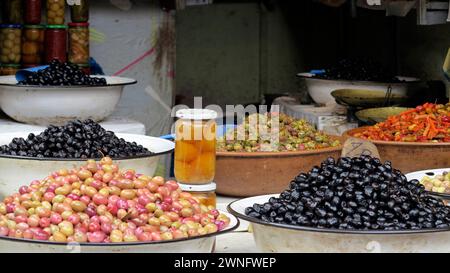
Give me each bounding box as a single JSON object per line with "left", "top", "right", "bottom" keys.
{"left": 176, "top": 109, "right": 218, "bottom": 120}
{"left": 178, "top": 182, "right": 217, "bottom": 192}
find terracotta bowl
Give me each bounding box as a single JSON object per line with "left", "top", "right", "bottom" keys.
{"left": 344, "top": 127, "right": 450, "bottom": 173}
{"left": 215, "top": 141, "right": 343, "bottom": 197}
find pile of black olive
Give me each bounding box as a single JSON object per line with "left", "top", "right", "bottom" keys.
{"left": 312, "top": 58, "right": 400, "bottom": 83}
{"left": 0, "top": 120, "right": 152, "bottom": 159}
{"left": 246, "top": 156, "right": 450, "bottom": 231}
{"left": 17, "top": 60, "right": 107, "bottom": 86}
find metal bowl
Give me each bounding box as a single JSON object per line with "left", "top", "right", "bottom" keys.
{"left": 0, "top": 75, "right": 137, "bottom": 126}
{"left": 406, "top": 168, "right": 450, "bottom": 202}
{"left": 331, "top": 89, "right": 409, "bottom": 108}
{"left": 0, "top": 211, "right": 239, "bottom": 253}
{"left": 228, "top": 195, "right": 450, "bottom": 253}
{"left": 355, "top": 107, "right": 412, "bottom": 124}
{"left": 0, "top": 132, "right": 174, "bottom": 199}
{"left": 344, "top": 127, "right": 450, "bottom": 173}
{"left": 297, "top": 73, "right": 420, "bottom": 105}
{"left": 215, "top": 139, "right": 343, "bottom": 197}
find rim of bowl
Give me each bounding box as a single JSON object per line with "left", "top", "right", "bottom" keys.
{"left": 0, "top": 133, "right": 175, "bottom": 161}
{"left": 296, "top": 73, "right": 421, "bottom": 85}
{"left": 0, "top": 211, "right": 239, "bottom": 247}
{"left": 0, "top": 148, "right": 173, "bottom": 161}
{"left": 0, "top": 75, "right": 137, "bottom": 89}
{"left": 344, "top": 127, "right": 450, "bottom": 147}
{"left": 217, "top": 145, "right": 343, "bottom": 158}
{"left": 217, "top": 136, "right": 344, "bottom": 157}
{"left": 227, "top": 195, "right": 450, "bottom": 235}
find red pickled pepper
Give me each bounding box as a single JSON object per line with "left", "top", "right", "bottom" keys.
{"left": 353, "top": 103, "right": 450, "bottom": 142}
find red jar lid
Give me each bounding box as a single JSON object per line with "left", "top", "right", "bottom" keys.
{"left": 68, "top": 22, "right": 90, "bottom": 27}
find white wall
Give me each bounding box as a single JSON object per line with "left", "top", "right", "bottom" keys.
{"left": 90, "top": 0, "right": 174, "bottom": 136}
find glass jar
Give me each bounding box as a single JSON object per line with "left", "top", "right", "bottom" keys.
{"left": 24, "top": 0, "right": 42, "bottom": 24}
{"left": 174, "top": 109, "right": 217, "bottom": 184}
{"left": 178, "top": 183, "right": 217, "bottom": 208}
{"left": 46, "top": 0, "right": 65, "bottom": 25}
{"left": 68, "top": 22, "right": 89, "bottom": 64}
{"left": 44, "top": 25, "right": 67, "bottom": 63}
{"left": 0, "top": 24, "right": 22, "bottom": 64}
{"left": 0, "top": 64, "right": 20, "bottom": 75}
{"left": 70, "top": 0, "right": 89, "bottom": 23}
{"left": 2, "top": 0, "right": 23, "bottom": 24}
{"left": 22, "top": 25, "right": 45, "bottom": 65}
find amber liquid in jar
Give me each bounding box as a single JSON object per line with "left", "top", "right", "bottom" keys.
{"left": 46, "top": 0, "right": 65, "bottom": 25}
{"left": 68, "top": 23, "right": 89, "bottom": 64}
{"left": 22, "top": 25, "right": 45, "bottom": 65}
{"left": 192, "top": 191, "right": 217, "bottom": 208}
{"left": 175, "top": 118, "right": 217, "bottom": 184}
{"left": 0, "top": 25, "right": 22, "bottom": 64}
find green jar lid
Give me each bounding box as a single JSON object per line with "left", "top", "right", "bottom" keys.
{"left": 24, "top": 24, "right": 45, "bottom": 29}
{"left": 47, "top": 25, "right": 68, "bottom": 29}
{"left": 0, "top": 64, "right": 21, "bottom": 68}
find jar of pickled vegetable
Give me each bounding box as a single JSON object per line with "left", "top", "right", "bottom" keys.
{"left": 174, "top": 109, "right": 217, "bottom": 184}
{"left": 0, "top": 64, "right": 20, "bottom": 75}
{"left": 68, "top": 22, "right": 89, "bottom": 64}
{"left": 22, "top": 25, "right": 45, "bottom": 65}
{"left": 2, "top": 0, "right": 23, "bottom": 24}
{"left": 46, "top": 0, "right": 65, "bottom": 25}
{"left": 0, "top": 24, "right": 22, "bottom": 64}
{"left": 44, "top": 25, "right": 67, "bottom": 63}
{"left": 178, "top": 183, "right": 217, "bottom": 208}
{"left": 24, "top": 0, "right": 42, "bottom": 24}
{"left": 70, "top": 0, "right": 89, "bottom": 23}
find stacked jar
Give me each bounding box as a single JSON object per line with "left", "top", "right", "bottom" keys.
{"left": 0, "top": 24, "right": 22, "bottom": 75}
{"left": 0, "top": 1, "right": 22, "bottom": 74}
{"left": 44, "top": 0, "right": 67, "bottom": 65}
{"left": 174, "top": 109, "right": 218, "bottom": 208}
{"left": 69, "top": 0, "right": 90, "bottom": 74}
{"left": 20, "top": 0, "right": 44, "bottom": 68}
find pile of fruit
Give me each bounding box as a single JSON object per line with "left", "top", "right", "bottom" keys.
{"left": 353, "top": 103, "right": 450, "bottom": 142}
{"left": 0, "top": 157, "right": 230, "bottom": 243}
{"left": 217, "top": 113, "right": 340, "bottom": 152}
{"left": 421, "top": 171, "right": 450, "bottom": 194}
{"left": 0, "top": 120, "right": 152, "bottom": 159}
{"left": 17, "top": 60, "right": 107, "bottom": 86}
{"left": 312, "top": 58, "right": 400, "bottom": 83}
{"left": 246, "top": 156, "right": 450, "bottom": 231}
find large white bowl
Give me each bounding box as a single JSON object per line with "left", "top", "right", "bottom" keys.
{"left": 229, "top": 194, "right": 450, "bottom": 253}
{"left": 0, "top": 132, "right": 174, "bottom": 199}
{"left": 0, "top": 75, "right": 136, "bottom": 126}
{"left": 297, "top": 73, "right": 420, "bottom": 105}
{"left": 0, "top": 211, "right": 239, "bottom": 253}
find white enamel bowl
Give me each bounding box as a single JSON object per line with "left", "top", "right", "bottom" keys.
{"left": 0, "top": 132, "right": 174, "bottom": 199}
{"left": 297, "top": 73, "right": 420, "bottom": 105}
{"left": 0, "top": 75, "right": 136, "bottom": 126}
{"left": 0, "top": 211, "right": 239, "bottom": 253}
{"left": 406, "top": 168, "right": 450, "bottom": 201}
{"left": 228, "top": 194, "right": 450, "bottom": 253}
